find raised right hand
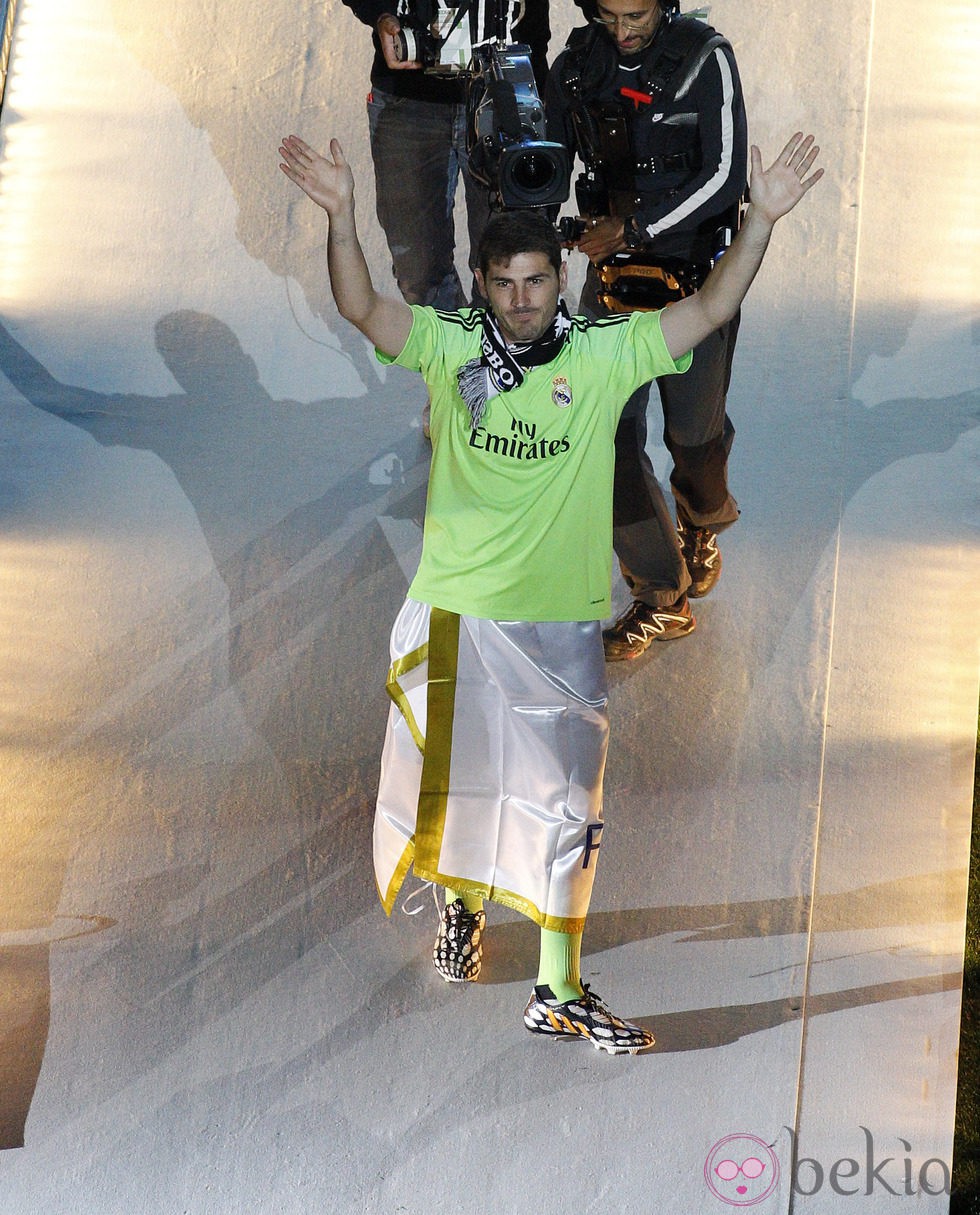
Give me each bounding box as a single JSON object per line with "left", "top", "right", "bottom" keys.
{"left": 278, "top": 136, "right": 354, "bottom": 216}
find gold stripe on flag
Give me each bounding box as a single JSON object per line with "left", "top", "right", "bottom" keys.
{"left": 414, "top": 608, "right": 460, "bottom": 875}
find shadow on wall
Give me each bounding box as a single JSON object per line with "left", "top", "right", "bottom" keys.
{"left": 0, "top": 918, "right": 114, "bottom": 1149}
{"left": 0, "top": 312, "right": 416, "bottom": 565}
{"left": 0, "top": 311, "right": 431, "bottom": 760}
{"left": 108, "top": 0, "right": 391, "bottom": 325}
{"left": 0, "top": 311, "right": 429, "bottom": 1149}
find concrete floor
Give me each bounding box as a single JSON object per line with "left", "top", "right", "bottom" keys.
{"left": 0, "top": 0, "right": 977, "bottom": 1211}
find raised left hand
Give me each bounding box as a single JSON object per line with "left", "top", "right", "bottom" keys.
{"left": 748, "top": 132, "right": 824, "bottom": 224}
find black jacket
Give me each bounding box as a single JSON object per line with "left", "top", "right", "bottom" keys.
{"left": 546, "top": 17, "right": 747, "bottom": 263}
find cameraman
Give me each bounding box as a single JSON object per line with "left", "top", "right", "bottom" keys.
{"left": 341, "top": 0, "right": 551, "bottom": 308}
{"left": 547, "top": 0, "right": 747, "bottom": 659}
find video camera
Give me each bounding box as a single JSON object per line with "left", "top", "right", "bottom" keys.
{"left": 466, "top": 43, "right": 570, "bottom": 210}
{"left": 391, "top": 0, "right": 570, "bottom": 210}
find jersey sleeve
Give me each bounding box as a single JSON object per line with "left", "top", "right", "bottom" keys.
{"left": 375, "top": 305, "right": 432, "bottom": 371}
{"left": 375, "top": 305, "right": 477, "bottom": 381}
{"left": 627, "top": 310, "right": 692, "bottom": 378}
{"left": 569, "top": 311, "right": 691, "bottom": 418}
{"left": 585, "top": 312, "right": 692, "bottom": 410}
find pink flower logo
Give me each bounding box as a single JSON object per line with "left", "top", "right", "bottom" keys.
{"left": 704, "top": 1134, "right": 780, "bottom": 1206}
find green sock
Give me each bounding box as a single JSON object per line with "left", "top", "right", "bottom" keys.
{"left": 444, "top": 886, "right": 484, "bottom": 914}
{"left": 536, "top": 926, "right": 584, "bottom": 1003}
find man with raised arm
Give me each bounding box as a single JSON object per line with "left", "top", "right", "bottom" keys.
{"left": 279, "top": 130, "right": 822, "bottom": 1054}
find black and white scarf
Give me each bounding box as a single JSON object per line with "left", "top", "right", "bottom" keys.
{"left": 456, "top": 301, "right": 574, "bottom": 430}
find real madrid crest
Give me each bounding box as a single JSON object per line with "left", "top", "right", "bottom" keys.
{"left": 552, "top": 376, "right": 572, "bottom": 409}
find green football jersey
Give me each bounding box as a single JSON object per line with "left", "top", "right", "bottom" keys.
{"left": 380, "top": 305, "right": 691, "bottom": 621}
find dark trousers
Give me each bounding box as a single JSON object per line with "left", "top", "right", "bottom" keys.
{"left": 582, "top": 266, "right": 740, "bottom": 608}
{"left": 367, "top": 90, "right": 490, "bottom": 308}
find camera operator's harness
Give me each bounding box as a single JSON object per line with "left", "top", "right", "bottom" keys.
{"left": 558, "top": 17, "right": 739, "bottom": 311}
